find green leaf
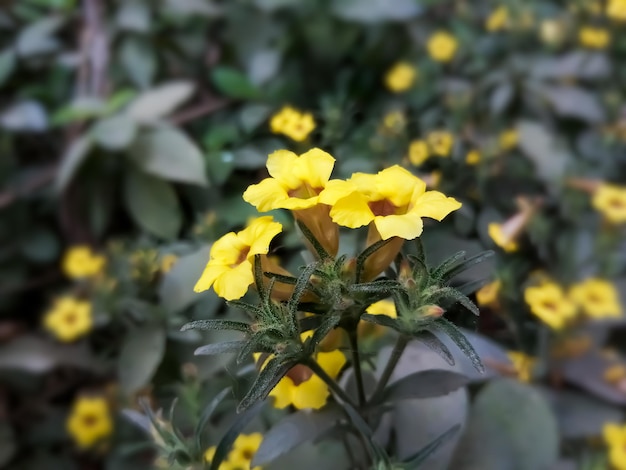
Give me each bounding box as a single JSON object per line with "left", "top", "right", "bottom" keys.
{"left": 118, "top": 326, "right": 166, "bottom": 396}
{"left": 16, "top": 16, "right": 63, "bottom": 57}
{"left": 19, "top": 227, "right": 59, "bottom": 262}
{"left": 238, "top": 104, "right": 272, "bottom": 133}
{"left": 379, "top": 370, "right": 468, "bottom": 404}
{"left": 361, "top": 313, "right": 400, "bottom": 331}
{"left": 238, "top": 357, "right": 294, "bottom": 412}
{"left": 288, "top": 262, "right": 319, "bottom": 314}
{"left": 431, "top": 320, "right": 484, "bottom": 373}
{"left": 181, "top": 319, "right": 251, "bottom": 332}
{"left": 356, "top": 238, "right": 393, "bottom": 282}
{"left": 119, "top": 37, "right": 156, "bottom": 89}
{"left": 349, "top": 280, "right": 401, "bottom": 295}
{"left": 310, "top": 312, "right": 341, "bottom": 349}
{"left": 440, "top": 250, "right": 494, "bottom": 282}
{"left": 195, "top": 388, "right": 231, "bottom": 452}
{"left": 0, "top": 100, "right": 48, "bottom": 132}
{"left": 211, "top": 66, "right": 260, "bottom": 100}
{"left": 252, "top": 405, "right": 344, "bottom": 466}
{"left": 431, "top": 250, "right": 467, "bottom": 279}
{"left": 517, "top": 120, "right": 570, "bottom": 185}
{"left": 210, "top": 402, "right": 265, "bottom": 470}
{"left": 158, "top": 245, "right": 212, "bottom": 314}
{"left": 0, "top": 49, "right": 16, "bottom": 86}
{"left": 129, "top": 126, "right": 208, "bottom": 186}
{"left": 91, "top": 114, "right": 137, "bottom": 150}
{"left": 451, "top": 379, "right": 559, "bottom": 470}
{"left": 331, "top": 0, "right": 422, "bottom": 23}
{"left": 414, "top": 331, "right": 454, "bottom": 366}
{"left": 540, "top": 85, "right": 605, "bottom": 123}
{"left": 125, "top": 81, "right": 195, "bottom": 123}
{"left": 123, "top": 168, "right": 182, "bottom": 240}
{"left": 432, "top": 287, "right": 479, "bottom": 316}
{"left": 54, "top": 136, "right": 93, "bottom": 191}
{"left": 194, "top": 341, "right": 246, "bottom": 355}
{"left": 297, "top": 220, "right": 331, "bottom": 260}
{"left": 402, "top": 424, "right": 461, "bottom": 469}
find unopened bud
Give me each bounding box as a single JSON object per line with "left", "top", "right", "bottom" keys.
{"left": 419, "top": 305, "right": 445, "bottom": 318}
{"left": 181, "top": 363, "right": 198, "bottom": 380}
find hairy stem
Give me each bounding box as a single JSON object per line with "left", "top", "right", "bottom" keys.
{"left": 347, "top": 328, "right": 366, "bottom": 408}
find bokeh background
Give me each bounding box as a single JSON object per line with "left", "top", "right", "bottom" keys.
{"left": 1, "top": 0, "right": 626, "bottom": 469}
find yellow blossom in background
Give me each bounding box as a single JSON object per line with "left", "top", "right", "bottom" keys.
{"left": 498, "top": 129, "right": 518, "bottom": 151}
{"left": 382, "top": 110, "right": 406, "bottom": 133}
{"left": 408, "top": 140, "right": 430, "bottom": 166}
{"left": 427, "top": 130, "right": 454, "bottom": 157}
{"left": 229, "top": 433, "right": 263, "bottom": 470}
{"left": 476, "top": 279, "right": 501, "bottom": 307}
{"left": 569, "top": 278, "right": 622, "bottom": 319}
{"left": 607, "top": 0, "right": 626, "bottom": 21}
{"left": 160, "top": 254, "right": 178, "bottom": 273}
{"left": 524, "top": 282, "right": 577, "bottom": 330}
{"left": 44, "top": 296, "right": 93, "bottom": 342}
{"left": 592, "top": 184, "right": 626, "bottom": 224}
{"left": 62, "top": 245, "right": 106, "bottom": 279}
{"left": 506, "top": 351, "right": 536, "bottom": 383}
{"left": 269, "top": 106, "right": 316, "bottom": 142}
{"left": 465, "top": 149, "right": 481, "bottom": 165}
{"left": 488, "top": 222, "right": 519, "bottom": 252}
{"left": 67, "top": 396, "right": 113, "bottom": 448}
{"left": 270, "top": 350, "right": 346, "bottom": 410}
{"left": 427, "top": 31, "right": 458, "bottom": 63}
{"left": 194, "top": 217, "right": 282, "bottom": 300}
{"left": 486, "top": 5, "right": 509, "bottom": 32}
{"left": 385, "top": 61, "right": 417, "bottom": 93}
{"left": 604, "top": 423, "right": 626, "bottom": 470}
{"left": 540, "top": 19, "right": 565, "bottom": 45}
{"left": 579, "top": 26, "right": 610, "bottom": 48}
{"left": 320, "top": 165, "right": 461, "bottom": 241}
{"left": 604, "top": 364, "right": 626, "bottom": 384}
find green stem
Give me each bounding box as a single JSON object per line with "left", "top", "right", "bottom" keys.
{"left": 307, "top": 358, "right": 358, "bottom": 410}
{"left": 369, "top": 334, "right": 409, "bottom": 404}
{"left": 347, "top": 328, "right": 366, "bottom": 408}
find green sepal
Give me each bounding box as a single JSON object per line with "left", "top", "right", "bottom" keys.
{"left": 431, "top": 319, "right": 484, "bottom": 373}
{"left": 287, "top": 262, "right": 318, "bottom": 315}
{"left": 181, "top": 319, "right": 250, "bottom": 332}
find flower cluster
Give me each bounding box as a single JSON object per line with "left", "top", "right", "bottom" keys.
{"left": 407, "top": 131, "right": 455, "bottom": 166}
{"left": 270, "top": 106, "right": 316, "bottom": 142}
{"left": 62, "top": 245, "right": 106, "bottom": 279}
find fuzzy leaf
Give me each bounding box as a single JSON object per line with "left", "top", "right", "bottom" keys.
{"left": 194, "top": 341, "right": 246, "bottom": 356}
{"left": 431, "top": 320, "right": 484, "bottom": 373}
{"left": 402, "top": 424, "right": 461, "bottom": 469}
{"left": 441, "top": 250, "right": 494, "bottom": 282}
{"left": 378, "top": 370, "right": 468, "bottom": 404}
{"left": 288, "top": 262, "right": 318, "bottom": 315}
{"left": 349, "top": 280, "right": 401, "bottom": 294}
{"left": 310, "top": 312, "right": 341, "bottom": 350}
{"left": 432, "top": 250, "right": 467, "bottom": 279}
{"left": 415, "top": 331, "right": 455, "bottom": 366}
{"left": 238, "top": 357, "right": 294, "bottom": 412}
{"left": 297, "top": 220, "right": 330, "bottom": 259}
{"left": 181, "top": 319, "right": 250, "bottom": 332}
{"left": 361, "top": 313, "right": 400, "bottom": 331}
{"left": 195, "top": 388, "right": 231, "bottom": 452}
{"left": 432, "top": 287, "right": 479, "bottom": 316}
{"left": 356, "top": 238, "right": 393, "bottom": 282}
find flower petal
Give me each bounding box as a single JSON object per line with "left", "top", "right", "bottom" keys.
{"left": 317, "top": 350, "right": 346, "bottom": 379}
{"left": 194, "top": 263, "right": 229, "bottom": 293}
{"left": 269, "top": 376, "right": 295, "bottom": 409}
{"left": 239, "top": 216, "right": 283, "bottom": 256}
{"left": 212, "top": 260, "right": 254, "bottom": 300}
{"left": 374, "top": 165, "right": 425, "bottom": 207}
{"left": 266, "top": 149, "right": 301, "bottom": 188}
{"left": 243, "top": 178, "right": 290, "bottom": 212}
{"left": 374, "top": 214, "right": 423, "bottom": 240}
{"left": 291, "top": 375, "right": 329, "bottom": 410}
{"left": 329, "top": 192, "right": 374, "bottom": 228}
{"left": 298, "top": 148, "right": 335, "bottom": 188}
{"left": 319, "top": 179, "right": 358, "bottom": 205}
{"left": 411, "top": 190, "right": 462, "bottom": 221}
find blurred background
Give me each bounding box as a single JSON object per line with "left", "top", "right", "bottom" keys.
{"left": 1, "top": 0, "right": 626, "bottom": 469}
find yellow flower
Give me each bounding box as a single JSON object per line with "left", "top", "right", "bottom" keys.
{"left": 579, "top": 26, "right": 610, "bottom": 49}
{"left": 604, "top": 423, "right": 626, "bottom": 470}
{"left": 604, "top": 364, "right": 626, "bottom": 384}
{"left": 382, "top": 110, "right": 406, "bottom": 133}
{"left": 465, "top": 149, "right": 481, "bottom": 165}
{"left": 269, "top": 106, "right": 316, "bottom": 142}
{"left": 408, "top": 140, "right": 430, "bottom": 166}
{"left": 486, "top": 6, "right": 509, "bottom": 32}
{"left": 320, "top": 165, "right": 461, "bottom": 241}
{"left": 569, "top": 278, "right": 622, "bottom": 319}
{"left": 229, "top": 433, "right": 263, "bottom": 470}
{"left": 194, "top": 217, "right": 282, "bottom": 300}
{"left": 427, "top": 131, "right": 454, "bottom": 157}
{"left": 499, "top": 129, "right": 518, "bottom": 151}
{"left": 204, "top": 446, "right": 217, "bottom": 463}
{"left": 270, "top": 350, "right": 346, "bottom": 410}
{"left": 540, "top": 19, "right": 565, "bottom": 45}
{"left": 243, "top": 148, "right": 338, "bottom": 256}
{"left": 506, "top": 351, "right": 536, "bottom": 383}
{"left": 365, "top": 299, "right": 398, "bottom": 318}
{"left": 488, "top": 222, "right": 519, "bottom": 252}
{"left": 476, "top": 280, "right": 501, "bottom": 307}
{"left": 385, "top": 61, "right": 417, "bottom": 93}
{"left": 427, "top": 31, "right": 458, "bottom": 63}
{"left": 62, "top": 245, "right": 106, "bottom": 279}
{"left": 67, "top": 396, "right": 113, "bottom": 448}
{"left": 607, "top": 0, "right": 626, "bottom": 21}
{"left": 44, "top": 296, "right": 93, "bottom": 342}
{"left": 160, "top": 254, "right": 178, "bottom": 273}
{"left": 592, "top": 184, "right": 626, "bottom": 224}
{"left": 524, "top": 282, "right": 577, "bottom": 330}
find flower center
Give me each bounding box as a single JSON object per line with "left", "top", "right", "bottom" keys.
{"left": 608, "top": 197, "right": 625, "bottom": 209}
{"left": 233, "top": 247, "right": 250, "bottom": 267}
{"left": 64, "top": 313, "right": 78, "bottom": 325}
{"left": 286, "top": 364, "right": 314, "bottom": 385}
{"left": 287, "top": 184, "right": 323, "bottom": 200}
{"left": 81, "top": 413, "right": 98, "bottom": 427}
{"left": 368, "top": 199, "right": 399, "bottom": 217}
{"left": 541, "top": 300, "right": 558, "bottom": 312}
{"left": 241, "top": 449, "right": 254, "bottom": 460}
